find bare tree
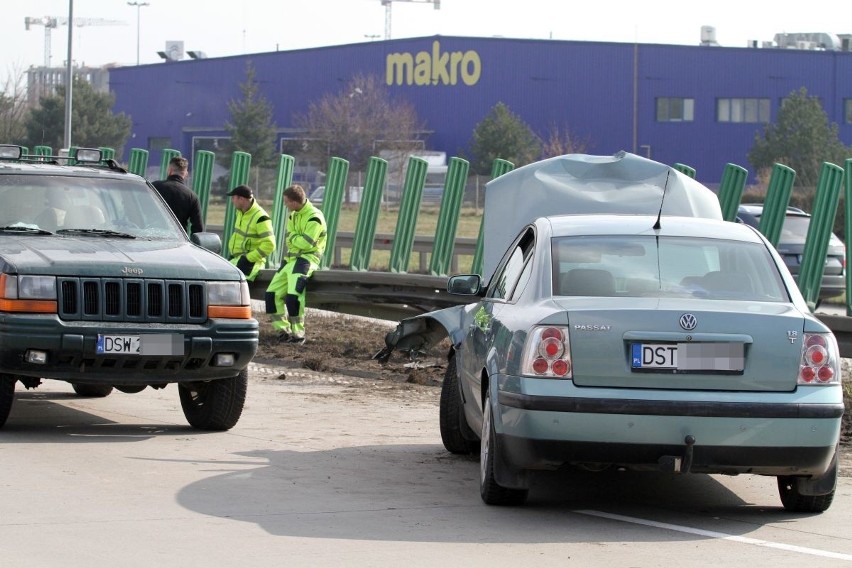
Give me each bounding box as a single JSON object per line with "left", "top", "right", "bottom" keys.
{"left": 0, "top": 66, "right": 31, "bottom": 144}
{"left": 539, "top": 123, "right": 590, "bottom": 159}
{"left": 295, "top": 74, "right": 425, "bottom": 173}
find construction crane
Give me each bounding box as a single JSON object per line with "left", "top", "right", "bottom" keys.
{"left": 24, "top": 16, "right": 127, "bottom": 68}
{"left": 380, "top": 0, "right": 440, "bottom": 40}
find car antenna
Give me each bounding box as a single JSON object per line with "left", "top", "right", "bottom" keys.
{"left": 653, "top": 170, "right": 671, "bottom": 230}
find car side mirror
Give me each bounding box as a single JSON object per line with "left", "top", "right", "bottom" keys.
{"left": 448, "top": 274, "right": 482, "bottom": 295}
{"left": 191, "top": 232, "right": 222, "bottom": 254}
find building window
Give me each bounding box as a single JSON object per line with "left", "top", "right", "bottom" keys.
{"left": 717, "top": 98, "right": 770, "bottom": 123}
{"left": 656, "top": 98, "right": 694, "bottom": 122}
{"left": 845, "top": 99, "right": 852, "bottom": 124}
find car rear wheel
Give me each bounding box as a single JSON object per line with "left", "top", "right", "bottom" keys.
{"left": 439, "top": 356, "right": 479, "bottom": 454}
{"left": 480, "top": 390, "right": 528, "bottom": 506}
{"left": 71, "top": 383, "right": 114, "bottom": 397}
{"left": 0, "top": 374, "right": 16, "bottom": 428}
{"left": 777, "top": 458, "right": 837, "bottom": 513}
{"left": 115, "top": 385, "right": 147, "bottom": 394}
{"left": 179, "top": 370, "right": 247, "bottom": 431}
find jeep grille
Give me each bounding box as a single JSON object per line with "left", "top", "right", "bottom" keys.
{"left": 58, "top": 278, "right": 207, "bottom": 323}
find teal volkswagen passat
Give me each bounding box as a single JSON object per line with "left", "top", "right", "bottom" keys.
{"left": 380, "top": 152, "right": 843, "bottom": 511}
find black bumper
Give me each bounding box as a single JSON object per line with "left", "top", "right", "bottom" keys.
{"left": 0, "top": 314, "right": 258, "bottom": 384}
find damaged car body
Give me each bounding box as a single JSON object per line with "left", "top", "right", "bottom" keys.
{"left": 379, "top": 151, "right": 843, "bottom": 511}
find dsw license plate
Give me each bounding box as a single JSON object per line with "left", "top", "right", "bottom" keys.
{"left": 97, "top": 334, "right": 184, "bottom": 356}
{"left": 631, "top": 342, "right": 744, "bottom": 371}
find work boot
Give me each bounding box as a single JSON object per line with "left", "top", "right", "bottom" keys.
{"left": 277, "top": 331, "right": 292, "bottom": 343}
{"left": 286, "top": 335, "right": 306, "bottom": 345}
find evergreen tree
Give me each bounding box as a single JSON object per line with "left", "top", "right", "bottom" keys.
{"left": 748, "top": 87, "right": 850, "bottom": 188}
{"left": 24, "top": 77, "right": 131, "bottom": 153}
{"left": 468, "top": 102, "right": 540, "bottom": 175}
{"left": 224, "top": 62, "right": 278, "bottom": 171}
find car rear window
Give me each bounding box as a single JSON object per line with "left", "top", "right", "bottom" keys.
{"left": 552, "top": 235, "right": 789, "bottom": 302}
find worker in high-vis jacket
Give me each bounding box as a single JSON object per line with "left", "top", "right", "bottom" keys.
{"left": 226, "top": 184, "right": 276, "bottom": 282}
{"left": 265, "top": 184, "right": 327, "bottom": 344}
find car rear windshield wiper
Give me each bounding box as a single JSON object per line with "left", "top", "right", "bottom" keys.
{"left": 57, "top": 228, "right": 136, "bottom": 239}
{"left": 0, "top": 225, "right": 54, "bottom": 235}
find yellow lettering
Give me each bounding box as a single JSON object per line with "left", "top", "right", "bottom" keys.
{"left": 461, "top": 51, "right": 481, "bottom": 86}
{"left": 385, "top": 43, "right": 481, "bottom": 87}
{"left": 431, "top": 40, "right": 450, "bottom": 85}
{"left": 386, "top": 52, "right": 414, "bottom": 85}
{"left": 414, "top": 51, "right": 431, "bottom": 85}
{"left": 449, "top": 51, "right": 463, "bottom": 85}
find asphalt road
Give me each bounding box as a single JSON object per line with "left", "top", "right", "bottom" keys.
{"left": 1, "top": 364, "right": 851, "bottom": 567}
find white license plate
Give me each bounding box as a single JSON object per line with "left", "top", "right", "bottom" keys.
{"left": 97, "top": 334, "right": 184, "bottom": 356}
{"left": 631, "top": 343, "right": 744, "bottom": 371}
{"left": 632, "top": 343, "right": 677, "bottom": 368}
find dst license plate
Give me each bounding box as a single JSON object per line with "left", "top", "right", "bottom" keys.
{"left": 631, "top": 342, "right": 744, "bottom": 371}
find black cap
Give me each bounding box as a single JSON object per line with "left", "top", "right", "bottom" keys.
{"left": 226, "top": 185, "right": 253, "bottom": 198}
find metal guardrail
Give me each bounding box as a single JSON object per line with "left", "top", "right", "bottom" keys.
{"left": 253, "top": 270, "right": 852, "bottom": 359}
{"left": 217, "top": 226, "right": 852, "bottom": 358}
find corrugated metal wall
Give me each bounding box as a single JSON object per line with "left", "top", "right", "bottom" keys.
{"left": 109, "top": 35, "right": 852, "bottom": 185}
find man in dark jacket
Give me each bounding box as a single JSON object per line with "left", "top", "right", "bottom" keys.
{"left": 152, "top": 156, "right": 204, "bottom": 234}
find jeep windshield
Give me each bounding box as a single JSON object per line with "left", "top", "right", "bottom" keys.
{"left": 0, "top": 174, "right": 186, "bottom": 240}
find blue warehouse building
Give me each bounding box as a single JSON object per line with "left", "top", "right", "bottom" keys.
{"left": 109, "top": 35, "right": 852, "bottom": 186}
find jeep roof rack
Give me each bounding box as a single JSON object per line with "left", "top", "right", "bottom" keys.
{"left": 0, "top": 144, "right": 128, "bottom": 174}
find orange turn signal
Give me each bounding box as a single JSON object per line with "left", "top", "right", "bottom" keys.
{"left": 208, "top": 305, "right": 253, "bottom": 319}
{"left": 0, "top": 298, "right": 57, "bottom": 313}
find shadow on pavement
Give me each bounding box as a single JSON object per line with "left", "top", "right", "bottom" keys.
{"left": 1, "top": 389, "right": 195, "bottom": 442}
{"left": 169, "top": 444, "right": 798, "bottom": 544}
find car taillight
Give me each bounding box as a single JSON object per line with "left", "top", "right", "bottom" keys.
{"left": 522, "top": 326, "right": 572, "bottom": 378}
{"left": 798, "top": 333, "right": 839, "bottom": 385}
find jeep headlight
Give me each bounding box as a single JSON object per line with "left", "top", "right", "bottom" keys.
{"left": 0, "top": 274, "right": 57, "bottom": 313}
{"left": 3, "top": 274, "right": 57, "bottom": 299}
{"left": 207, "top": 281, "right": 249, "bottom": 306}
{"left": 206, "top": 280, "right": 252, "bottom": 319}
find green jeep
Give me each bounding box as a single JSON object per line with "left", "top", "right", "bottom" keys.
{"left": 0, "top": 146, "right": 258, "bottom": 430}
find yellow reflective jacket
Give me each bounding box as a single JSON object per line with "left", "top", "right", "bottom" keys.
{"left": 285, "top": 199, "right": 327, "bottom": 265}
{"left": 228, "top": 199, "right": 276, "bottom": 264}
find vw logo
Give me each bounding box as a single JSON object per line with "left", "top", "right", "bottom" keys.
{"left": 679, "top": 313, "right": 697, "bottom": 330}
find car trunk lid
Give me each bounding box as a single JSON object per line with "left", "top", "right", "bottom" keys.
{"left": 555, "top": 297, "right": 805, "bottom": 392}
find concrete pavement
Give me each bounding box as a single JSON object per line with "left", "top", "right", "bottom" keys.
{"left": 1, "top": 365, "right": 851, "bottom": 567}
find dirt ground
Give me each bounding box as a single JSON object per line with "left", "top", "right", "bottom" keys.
{"left": 254, "top": 309, "right": 450, "bottom": 386}
{"left": 253, "top": 309, "right": 852, "bottom": 451}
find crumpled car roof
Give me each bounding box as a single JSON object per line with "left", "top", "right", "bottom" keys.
{"left": 481, "top": 151, "right": 723, "bottom": 280}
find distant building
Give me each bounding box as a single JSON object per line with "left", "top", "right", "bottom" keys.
{"left": 105, "top": 34, "right": 852, "bottom": 187}
{"left": 26, "top": 65, "right": 111, "bottom": 105}
{"left": 772, "top": 32, "right": 844, "bottom": 51}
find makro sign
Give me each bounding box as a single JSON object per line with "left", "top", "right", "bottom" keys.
{"left": 386, "top": 40, "right": 481, "bottom": 87}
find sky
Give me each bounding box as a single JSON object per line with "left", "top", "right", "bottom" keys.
{"left": 2, "top": 0, "right": 849, "bottom": 84}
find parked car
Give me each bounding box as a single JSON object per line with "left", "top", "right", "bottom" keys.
{"left": 379, "top": 152, "right": 842, "bottom": 512}
{"left": 0, "top": 145, "right": 258, "bottom": 431}
{"left": 736, "top": 204, "right": 846, "bottom": 303}
{"left": 310, "top": 185, "right": 362, "bottom": 208}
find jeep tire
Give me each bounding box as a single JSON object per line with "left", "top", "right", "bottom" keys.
{"left": 72, "top": 383, "right": 114, "bottom": 397}
{"left": 179, "top": 369, "right": 248, "bottom": 431}
{"left": 0, "top": 374, "right": 16, "bottom": 428}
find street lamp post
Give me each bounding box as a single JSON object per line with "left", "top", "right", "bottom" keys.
{"left": 127, "top": 1, "right": 149, "bottom": 65}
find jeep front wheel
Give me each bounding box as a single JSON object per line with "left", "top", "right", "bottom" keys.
{"left": 179, "top": 370, "right": 247, "bottom": 431}
{"left": 72, "top": 383, "right": 114, "bottom": 397}
{"left": 0, "top": 374, "right": 16, "bottom": 428}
